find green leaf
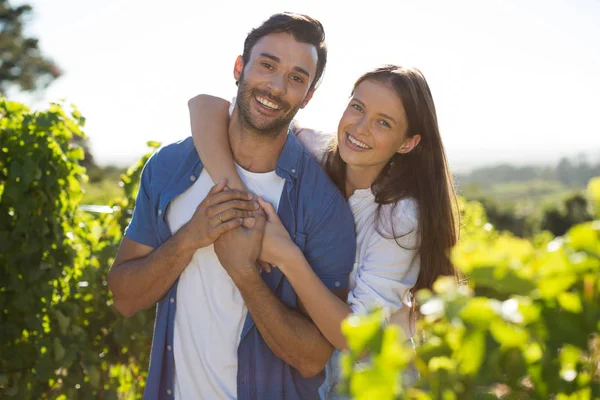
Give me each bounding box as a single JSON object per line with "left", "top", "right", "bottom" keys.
{"left": 537, "top": 275, "right": 577, "bottom": 299}
{"left": 341, "top": 311, "right": 383, "bottom": 356}
{"left": 490, "top": 320, "right": 529, "bottom": 348}
{"left": 588, "top": 177, "right": 600, "bottom": 203}
{"left": 456, "top": 331, "right": 485, "bottom": 375}
{"left": 428, "top": 356, "right": 456, "bottom": 372}
{"left": 66, "top": 146, "right": 84, "bottom": 161}
{"left": 53, "top": 338, "right": 66, "bottom": 362}
{"left": 55, "top": 309, "right": 71, "bottom": 335}
{"left": 459, "top": 297, "right": 498, "bottom": 329}
{"left": 524, "top": 342, "right": 543, "bottom": 363}
{"left": 557, "top": 292, "right": 582, "bottom": 314}
{"left": 566, "top": 222, "right": 600, "bottom": 255}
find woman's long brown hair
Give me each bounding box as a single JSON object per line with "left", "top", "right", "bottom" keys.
{"left": 323, "top": 65, "right": 460, "bottom": 320}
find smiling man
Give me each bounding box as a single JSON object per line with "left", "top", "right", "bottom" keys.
{"left": 108, "top": 12, "right": 356, "bottom": 400}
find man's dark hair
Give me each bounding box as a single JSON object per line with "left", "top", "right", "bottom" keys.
{"left": 242, "top": 12, "right": 327, "bottom": 91}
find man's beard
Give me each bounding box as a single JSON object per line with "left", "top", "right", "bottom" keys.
{"left": 236, "top": 77, "right": 301, "bottom": 137}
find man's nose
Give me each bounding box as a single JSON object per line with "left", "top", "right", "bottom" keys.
{"left": 266, "top": 73, "right": 286, "bottom": 96}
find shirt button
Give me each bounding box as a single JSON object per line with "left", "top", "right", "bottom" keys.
{"left": 158, "top": 209, "right": 163, "bottom": 216}
{"left": 190, "top": 175, "right": 196, "bottom": 182}
{"left": 335, "top": 281, "right": 341, "bottom": 288}
{"left": 291, "top": 168, "right": 296, "bottom": 174}
{"left": 170, "top": 297, "right": 175, "bottom": 304}
{"left": 167, "top": 389, "right": 172, "bottom": 396}
{"left": 167, "top": 345, "right": 172, "bottom": 351}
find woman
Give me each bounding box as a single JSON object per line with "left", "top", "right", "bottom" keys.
{"left": 188, "top": 65, "right": 459, "bottom": 397}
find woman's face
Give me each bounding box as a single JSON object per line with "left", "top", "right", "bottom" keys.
{"left": 337, "top": 79, "right": 411, "bottom": 174}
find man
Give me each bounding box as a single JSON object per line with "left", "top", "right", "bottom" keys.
{"left": 108, "top": 12, "right": 356, "bottom": 399}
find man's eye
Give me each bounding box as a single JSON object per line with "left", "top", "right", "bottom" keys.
{"left": 291, "top": 76, "right": 304, "bottom": 83}
{"left": 262, "top": 62, "right": 273, "bottom": 70}
{"left": 351, "top": 104, "right": 363, "bottom": 112}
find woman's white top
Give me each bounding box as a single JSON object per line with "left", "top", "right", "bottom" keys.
{"left": 295, "top": 127, "right": 420, "bottom": 398}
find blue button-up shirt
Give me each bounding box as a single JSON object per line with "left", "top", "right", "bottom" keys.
{"left": 124, "top": 133, "right": 356, "bottom": 399}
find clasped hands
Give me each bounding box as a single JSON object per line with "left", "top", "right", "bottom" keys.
{"left": 181, "top": 179, "right": 294, "bottom": 283}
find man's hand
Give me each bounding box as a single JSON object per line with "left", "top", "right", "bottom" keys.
{"left": 179, "top": 179, "right": 259, "bottom": 249}
{"left": 214, "top": 210, "right": 267, "bottom": 283}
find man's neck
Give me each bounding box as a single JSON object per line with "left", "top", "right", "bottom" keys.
{"left": 228, "top": 106, "right": 288, "bottom": 173}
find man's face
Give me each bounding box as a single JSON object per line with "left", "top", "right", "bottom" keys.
{"left": 234, "top": 32, "right": 318, "bottom": 136}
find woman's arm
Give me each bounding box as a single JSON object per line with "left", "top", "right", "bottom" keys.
{"left": 281, "top": 247, "right": 353, "bottom": 351}
{"left": 259, "top": 198, "right": 421, "bottom": 352}
{"left": 257, "top": 198, "right": 352, "bottom": 351}
{"left": 188, "top": 94, "right": 246, "bottom": 191}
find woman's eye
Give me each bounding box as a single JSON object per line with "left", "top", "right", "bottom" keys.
{"left": 351, "top": 104, "right": 363, "bottom": 112}
{"left": 379, "top": 120, "right": 391, "bottom": 128}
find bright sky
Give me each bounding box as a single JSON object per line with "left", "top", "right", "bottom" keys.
{"left": 11, "top": 0, "right": 600, "bottom": 170}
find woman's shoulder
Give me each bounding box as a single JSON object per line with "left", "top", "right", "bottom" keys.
{"left": 382, "top": 197, "right": 419, "bottom": 223}
{"left": 376, "top": 197, "right": 420, "bottom": 239}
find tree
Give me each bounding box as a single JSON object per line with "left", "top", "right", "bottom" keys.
{"left": 540, "top": 193, "right": 593, "bottom": 236}
{"left": 556, "top": 157, "right": 575, "bottom": 186}
{"left": 0, "top": 0, "right": 61, "bottom": 95}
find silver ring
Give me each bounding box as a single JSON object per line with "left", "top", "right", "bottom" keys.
{"left": 218, "top": 213, "right": 224, "bottom": 223}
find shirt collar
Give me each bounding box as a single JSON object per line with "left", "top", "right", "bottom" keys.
{"left": 275, "top": 131, "right": 303, "bottom": 182}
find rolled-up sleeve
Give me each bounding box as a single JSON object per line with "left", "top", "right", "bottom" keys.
{"left": 347, "top": 201, "right": 420, "bottom": 318}
{"left": 123, "top": 155, "right": 158, "bottom": 248}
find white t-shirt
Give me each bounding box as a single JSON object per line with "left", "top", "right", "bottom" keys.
{"left": 167, "top": 165, "right": 285, "bottom": 400}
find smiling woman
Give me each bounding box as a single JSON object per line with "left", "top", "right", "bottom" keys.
{"left": 335, "top": 79, "right": 421, "bottom": 189}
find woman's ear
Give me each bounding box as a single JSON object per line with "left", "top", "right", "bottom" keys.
{"left": 397, "top": 134, "right": 422, "bottom": 154}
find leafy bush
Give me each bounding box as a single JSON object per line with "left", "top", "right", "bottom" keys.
{"left": 341, "top": 179, "right": 600, "bottom": 399}
{"left": 0, "top": 99, "right": 158, "bottom": 399}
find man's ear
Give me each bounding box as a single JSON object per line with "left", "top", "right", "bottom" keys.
{"left": 233, "top": 55, "right": 244, "bottom": 83}
{"left": 397, "top": 134, "right": 422, "bottom": 154}
{"left": 300, "top": 89, "right": 315, "bottom": 109}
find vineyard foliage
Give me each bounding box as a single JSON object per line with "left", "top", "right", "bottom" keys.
{"left": 341, "top": 180, "right": 600, "bottom": 399}
{"left": 1, "top": 99, "right": 157, "bottom": 399}
{"left": 1, "top": 99, "right": 599, "bottom": 399}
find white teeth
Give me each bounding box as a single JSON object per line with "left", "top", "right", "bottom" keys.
{"left": 256, "top": 96, "right": 280, "bottom": 110}
{"left": 348, "top": 134, "right": 371, "bottom": 149}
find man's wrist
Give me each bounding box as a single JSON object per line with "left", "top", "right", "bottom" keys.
{"left": 173, "top": 225, "right": 200, "bottom": 253}
{"left": 229, "top": 263, "right": 261, "bottom": 288}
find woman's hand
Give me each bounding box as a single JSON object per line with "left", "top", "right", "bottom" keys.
{"left": 257, "top": 197, "right": 297, "bottom": 269}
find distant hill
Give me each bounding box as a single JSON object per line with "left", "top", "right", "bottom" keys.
{"left": 453, "top": 151, "right": 600, "bottom": 189}
{"left": 447, "top": 148, "right": 600, "bottom": 174}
